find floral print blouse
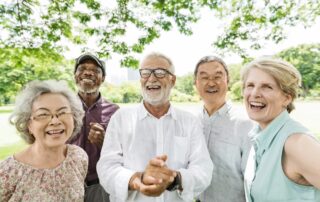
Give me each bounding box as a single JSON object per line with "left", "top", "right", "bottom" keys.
{"left": 0, "top": 144, "right": 88, "bottom": 202}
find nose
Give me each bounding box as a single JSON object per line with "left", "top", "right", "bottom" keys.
{"left": 147, "top": 72, "right": 157, "bottom": 81}
{"left": 83, "top": 69, "right": 94, "bottom": 76}
{"left": 49, "top": 114, "right": 62, "bottom": 125}
{"left": 251, "top": 86, "right": 261, "bottom": 98}
{"left": 207, "top": 78, "right": 215, "bottom": 86}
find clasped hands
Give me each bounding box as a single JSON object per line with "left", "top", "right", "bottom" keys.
{"left": 129, "top": 154, "right": 177, "bottom": 197}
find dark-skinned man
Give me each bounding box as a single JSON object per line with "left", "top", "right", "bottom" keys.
{"left": 70, "top": 53, "right": 119, "bottom": 202}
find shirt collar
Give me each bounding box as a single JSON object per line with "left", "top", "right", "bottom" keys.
{"left": 78, "top": 93, "right": 102, "bottom": 109}
{"left": 202, "top": 101, "right": 231, "bottom": 118}
{"left": 138, "top": 102, "right": 176, "bottom": 120}
{"left": 251, "top": 110, "right": 290, "bottom": 155}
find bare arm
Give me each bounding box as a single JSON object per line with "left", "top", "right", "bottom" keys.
{"left": 283, "top": 133, "right": 320, "bottom": 189}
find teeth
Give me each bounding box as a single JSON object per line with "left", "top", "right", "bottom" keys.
{"left": 250, "top": 101, "right": 265, "bottom": 107}
{"left": 47, "top": 129, "right": 64, "bottom": 135}
{"left": 147, "top": 85, "right": 160, "bottom": 89}
{"left": 206, "top": 89, "right": 218, "bottom": 93}
{"left": 82, "top": 78, "right": 94, "bottom": 83}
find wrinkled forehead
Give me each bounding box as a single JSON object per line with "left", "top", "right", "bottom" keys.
{"left": 140, "top": 57, "right": 171, "bottom": 70}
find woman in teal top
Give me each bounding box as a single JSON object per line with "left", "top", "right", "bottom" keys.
{"left": 241, "top": 57, "right": 320, "bottom": 202}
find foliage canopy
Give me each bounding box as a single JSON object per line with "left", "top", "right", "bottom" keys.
{"left": 1, "top": 0, "right": 319, "bottom": 66}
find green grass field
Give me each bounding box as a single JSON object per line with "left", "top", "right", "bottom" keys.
{"left": 0, "top": 101, "right": 319, "bottom": 161}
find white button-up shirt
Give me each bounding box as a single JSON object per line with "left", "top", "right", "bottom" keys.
{"left": 97, "top": 103, "right": 213, "bottom": 202}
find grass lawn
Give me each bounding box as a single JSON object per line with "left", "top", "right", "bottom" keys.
{"left": 0, "top": 141, "right": 27, "bottom": 160}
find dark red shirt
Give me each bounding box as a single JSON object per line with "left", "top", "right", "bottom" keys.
{"left": 70, "top": 94, "right": 119, "bottom": 182}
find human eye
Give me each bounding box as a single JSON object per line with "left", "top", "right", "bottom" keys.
{"left": 154, "top": 69, "right": 166, "bottom": 77}
{"left": 245, "top": 83, "right": 254, "bottom": 89}
{"left": 262, "top": 85, "right": 273, "bottom": 90}
{"left": 140, "top": 69, "right": 151, "bottom": 78}
{"left": 35, "top": 113, "right": 51, "bottom": 120}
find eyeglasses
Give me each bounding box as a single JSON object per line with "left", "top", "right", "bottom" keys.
{"left": 139, "top": 68, "right": 173, "bottom": 78}
{"left": 31, "top": 111, "right": 73, "bottom": 122}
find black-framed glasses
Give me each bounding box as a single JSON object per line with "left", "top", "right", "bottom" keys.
{"left": 139, "top": 68, "right": 173, "bottom": 78}
{"left": 31, "top": 111, "right": 73, "bottom": 122}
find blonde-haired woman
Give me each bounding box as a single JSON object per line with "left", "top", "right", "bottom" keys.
{"left": 242, "top": 57, "right": 320, "bottom": 202}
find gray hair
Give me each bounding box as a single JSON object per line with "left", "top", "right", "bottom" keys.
{"left": 241, "top": 57, "right": 301, "bottom": 113}
{"left": 194, "top": 55, "right": 229, "bottom": 82}
{"left": 141, "top": 52, "right": 175, "bottom": 74}
{"left": 10, "top": 80, "right": 84, "bottom": 144}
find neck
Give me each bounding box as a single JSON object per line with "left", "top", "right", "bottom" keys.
{"left": 204, "top": 101, "right": 226, "bottom": 116}
{"left": 79, "top": 91, "right": 100, "bottom": 107}
{"left": 144, "top": 101, "right": 170, "bottom": 119}
{"left": 29, "top": 143, "right": 67, "bottom": 169}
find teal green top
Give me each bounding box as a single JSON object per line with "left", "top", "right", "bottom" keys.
{"left": 245, "top": 110, "right": 320, "bottom": 202}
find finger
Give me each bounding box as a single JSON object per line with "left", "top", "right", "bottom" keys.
{"left": 143, "top": 174, "right": 163, "bottom": 185}
{"left": 90, "top": 122, "right": 104, "bottom": 131}
{"left": 149, "top": 158, "right": 166, "bottom": 167}
{"left": 156, "top": 154, "right": 168, "bottom": 162}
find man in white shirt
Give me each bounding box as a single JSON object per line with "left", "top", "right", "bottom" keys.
{"left": 194, "top": 56, "right": 254, "bottom": 202}
{"left": 97, "top": 52, "right": 213, "bottom": 202}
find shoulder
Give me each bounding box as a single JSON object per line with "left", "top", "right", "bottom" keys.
{"left": 0, "top": 156, "right": 24, "bottom": 189}
{"left": 226, "top": 104, "right": 254, "bottom": 127}
{"left": 0, "top": 156, "right": 15, "bottom": 172}
{"left": 67, "top": 144, "right": 88, "bottom": 162}
{"left": 285, "top": 133, "right": 318, "bottom": 151}
{"left": 172, "top": 107, "right": 200, "bottom": 124}
{"left": 101, "top": 99, "right": 119, "bottom": 111}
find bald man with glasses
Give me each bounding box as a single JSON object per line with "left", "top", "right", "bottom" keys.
{"left": 97, "top": 52, "right": 213, "bottom": 202}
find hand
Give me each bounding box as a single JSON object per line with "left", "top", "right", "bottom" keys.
{"left": 88, "top": 122, "right": 105, "bottom": 147}
{"left": 128, "top": 171, "right": 173, "bottom": 197}
{"left": 141, "top": 155, "right": 176, "bottom": 196}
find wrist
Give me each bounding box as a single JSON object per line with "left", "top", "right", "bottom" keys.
{"left": 128, "top": 172, "right": 143, "bottom": 190}
{"left": 166, "top": 171, "right": 183, "bottom": 192}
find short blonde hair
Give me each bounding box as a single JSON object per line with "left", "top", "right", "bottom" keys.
{"left": 241, "top": 57, "right": 301, "bottom": 113}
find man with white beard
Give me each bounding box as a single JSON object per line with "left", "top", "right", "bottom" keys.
{"left": 70, "top": 53, "right": 119, "bottom": 202}
{"left": 97, "top": 52, "right": 213, "bottom": 202}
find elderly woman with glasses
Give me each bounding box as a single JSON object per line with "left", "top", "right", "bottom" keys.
{"left": 0, "top": 80, "right": 88, "bottom": 202}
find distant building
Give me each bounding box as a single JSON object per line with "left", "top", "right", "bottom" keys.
{"left": 105, "top": 66, "right": 139, "bottom": 85}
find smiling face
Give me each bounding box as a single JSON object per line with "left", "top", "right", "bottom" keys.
{"left": 195, "top": 61, "right": 228, "bottom": 110}
{"left": 140, "top": 56, "right": 176, "bottom": 106}
{"left": 243, "top": 68, "right": 292, "bottom": 129}
{"left": 28, "top": 93, "right": 74, "bottom": 149}
{"left": 75, "top": 60, "right": 105, "bottom": 94}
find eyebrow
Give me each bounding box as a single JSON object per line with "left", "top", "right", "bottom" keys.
{"left": 34, "top": 106, "right": 70, "bottom": 112}
{"left": 199, "top": 71, "right": 223, "bottom": 76}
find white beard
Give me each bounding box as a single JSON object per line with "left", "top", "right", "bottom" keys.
{"left": 141, "top": 85, "right": 172, "bottom": 106}
{"left": 76, "top": 83, "right": 99, "bottom": 94}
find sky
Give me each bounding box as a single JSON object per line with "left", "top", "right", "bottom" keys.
{"left": 66, "top": 8, "right": 320, "bottom": 83}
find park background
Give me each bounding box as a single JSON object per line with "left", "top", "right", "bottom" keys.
{"left": 1, "top": 1, "right": 320, "bottom": 160}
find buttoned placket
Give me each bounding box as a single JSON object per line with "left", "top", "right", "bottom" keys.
{"left": 156, "top": 116, "right": 165, "bottom": 202}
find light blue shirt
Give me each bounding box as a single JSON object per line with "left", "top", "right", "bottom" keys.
{"left": 244, "top": 110, "right": 320, "bottom": 202}
{"left": 198, "top": 102, "right": 254, "bottom": 202}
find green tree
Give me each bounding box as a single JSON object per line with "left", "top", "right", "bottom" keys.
{"left": 0, "top": 46, "right": 73, "bottom": 105}
{"left": 174, "top": 73, "right": 195, "bottom": 96}
{"left": 1, "top": 0, "right": 319, "bottom": 65}
{"left": 278, "top": 44, "right": 320, "bottom": 96}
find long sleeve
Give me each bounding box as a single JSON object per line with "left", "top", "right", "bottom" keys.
{"left": 97, "top": 111, "right": 135, "bottom": 201}
{"left": 177, "top": 118, "right": 213, "bottom": 201}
